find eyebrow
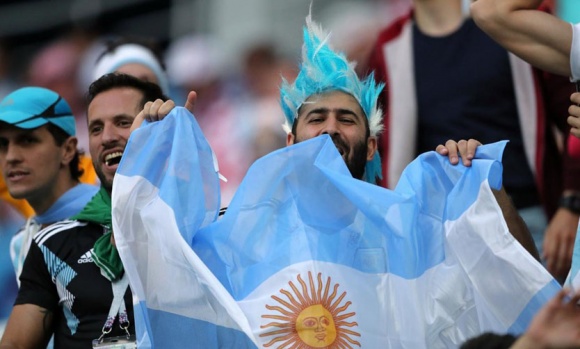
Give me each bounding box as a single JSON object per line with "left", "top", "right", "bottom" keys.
{"left": 88, "top": 114, "right": 134, "bottom": 127}
{"left": 305, "top": 107, "right": 362, "bottom": 120}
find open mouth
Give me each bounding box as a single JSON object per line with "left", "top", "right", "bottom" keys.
{"left": 104, "top": 152, "right": 123, "bottom": 167}
{"left": 332, "top": 138, "right": 347, "bottom": 156}
{"left": 7, "top": 170, "right": 29, "bottom": 180}
{"left": 333, "top": 143, "right": 345, "bottom": 156}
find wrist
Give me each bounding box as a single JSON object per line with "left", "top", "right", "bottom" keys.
{"left": 511, "top": 334, "right": 547, "bottom": 349}
{"left": 559, "top": 193, "right": 580, "bottom": 214}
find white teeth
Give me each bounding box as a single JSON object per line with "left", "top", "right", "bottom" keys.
{"left": 104, "top": 152, "right": 123, "bottom": 166}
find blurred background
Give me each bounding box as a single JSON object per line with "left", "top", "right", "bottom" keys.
{"left": 0, "top": 0, "right": 578, "bottom": 338}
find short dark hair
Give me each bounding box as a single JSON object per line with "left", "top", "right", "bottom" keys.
{"left": 86, "top": 72, "right": 168, "bottom": 107}
{"left": 460, "top": 332, "right": 518, "bottom": 349}
{"left": 45, "top": 123, "right": 83, "bottom": 180}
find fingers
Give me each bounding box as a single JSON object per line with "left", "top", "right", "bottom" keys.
{"left": 544, "top": 233, "right": 572, "bottom": 279}
{"left": 459, "top": 139, "right": 482, "bottom": 166}
{"left": 558, "top": 230, "right": 574, "bottom": 276}
{"left": 570, "top": 93, "right": 580, "bottom": 138}
{"left": 543, "top": 233, "right": 558, "bottom": 275}
{"left": 157, "top": 100, "right": 176, "bottom": 119}
{"left": 568, "top": 289, "right": 580, "bottom": 306}
{"left": 130, "top": 92, "right": 196, "bottom": 135}
{"left": 569, "top": 104, "right": 580, "bottom": 139}
{"left": 571, "top": 92, "right": 580, "bottom": 105}
{"left": 438, "top": 139, "right": 482, "bottom": 166}
{"left": 130, "top": 99, "right": 176, "bottom": 133}
{"left": 144, "top": 99, "right": 175, "bottom": 122}
{"left": 554, "top": 288, "right": 568, "bottom": 304}
{"left": 555, "top": 238, "right": 572, "bottom": 277}
{"left": 435, "top": 144, "right": 449, "bottom": 154}
{"left": 184, "top": 91, "right": 197, "bottom": 114}
{"left": 131, "top": 109, "right": 147, "bottom": 133}
{"left": 444, "top": 139, "right": 460, "bottom": 165}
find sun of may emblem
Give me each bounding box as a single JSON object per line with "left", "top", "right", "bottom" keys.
{"left": 259, "top": 271, "right": 361, "bottom": 348}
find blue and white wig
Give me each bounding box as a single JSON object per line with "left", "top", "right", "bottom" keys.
{"left": 280, "top": 14, "right": 385, "bottom": 183}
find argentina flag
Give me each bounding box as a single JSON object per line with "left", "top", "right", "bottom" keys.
{"left": 113, "top": 107, "right": 560, "bottom": 348}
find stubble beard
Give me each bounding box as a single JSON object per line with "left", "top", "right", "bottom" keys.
{"left": 94, "top": 164, "right": 114, "bottom": 195}
{"left": 294, "top": 134, "right": 368, "bottom": 180}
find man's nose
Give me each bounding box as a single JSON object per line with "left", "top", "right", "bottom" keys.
{"left": 101, "top": 124, "right": 120, "bottom": 144}
{"left": 5, "top": 144, "right": 22, "bottom": 163}
{"left": 320, "top": 117, "right": 340, "bottom": 136}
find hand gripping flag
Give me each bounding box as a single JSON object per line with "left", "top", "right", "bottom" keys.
{"left": 113, "top": 107, "right": 560, "bottom": 348}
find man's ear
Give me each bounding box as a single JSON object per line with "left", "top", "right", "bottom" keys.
{"left": 286, "top": 132, "right": 296, "bottom": 146}
{"left": 61, "top": 136, "right": 78, "bottom": 166}
{"left": 366, "top": 136, "right": 377, "bottom": 161}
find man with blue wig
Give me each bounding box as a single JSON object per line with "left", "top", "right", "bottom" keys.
{"left": 280, "top": 15, "right": 384, "bottom": 184}
{"left": 276, "top": 15, "right": 537, "bottom": 255}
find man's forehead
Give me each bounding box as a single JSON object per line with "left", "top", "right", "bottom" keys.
{"left": 88, "top": 87, "right": 143, "bottom": 121}
{"left": 300, "top": 91, "right": 364, "bottom": 115}
{"left": 0, "top": 122, "right": 43, "bottom": 136}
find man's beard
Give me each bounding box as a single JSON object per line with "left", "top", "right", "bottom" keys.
{"left": 94, "top": 165, "right": 113, "bottom": 194}
{"left": 343, "top": 138, "right": 368, "bottom": 180}
{"left": 294, "top": 134, "right": 368, "bottom": 180}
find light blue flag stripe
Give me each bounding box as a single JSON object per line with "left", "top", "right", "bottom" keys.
{"left": 146, "top": 306, "right": 257, "bottom": 348}
{"left": 508, "top": 279, "right": 562, "bottom": 334}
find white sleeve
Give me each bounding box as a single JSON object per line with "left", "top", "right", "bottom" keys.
{"left": 571, "top": 22, "right": 580, "bottom": 82}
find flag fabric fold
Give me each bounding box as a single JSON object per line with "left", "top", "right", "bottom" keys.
{"left": 113, "top": 107, "right": 559, "bottom": 349}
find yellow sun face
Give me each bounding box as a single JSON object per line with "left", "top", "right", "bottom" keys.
{"left": 296, "top": 304, "right": 337, "bottom": 347}
{"left": 259, "top": 271, "right": 361, "bottom": 348}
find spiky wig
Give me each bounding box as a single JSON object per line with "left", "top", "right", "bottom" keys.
{"left": 280, "top": 13, "right": 385, "bottom": 183}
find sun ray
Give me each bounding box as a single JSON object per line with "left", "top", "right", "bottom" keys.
{"left": 336, "top": 321, "right": 359, "bottom": 329}
{"left": 335, "top": 312, "right": 356, "bottom": 321}
{"left": 341, "top": 335, "right": 362, "bottom": 346}
{"left": 335, "top": 336, "right": 362, "bottom": 347}
{"left": 263, "top": 332, "right": 296, "bottom": 347}
{"left": 260, "top": 321, "right": 294, "bottom": 329}
{"left": 297, "top": 274, "right": 312, "bottom": 305}
{"left": 308, "top": 272, "right": 317, "bottom": 303}
{"left": 321, "top": 276, "right": 331, "bottom": 303}
{"left": 280, "top": 289, "right": 302, "bottom": 309}
{"left": 328, "top": 291, "right": 347, "bottom": 313}
{"left": 262, "top": 313, "right": 292, "bottom": 321}
{"left": 288, "top": 280, "right": 307, "bottom": 305}
{"left": 265, "top": 305, "right": 295, "bottom": 317}
{"left": 340, "top": 328, "right": 362, "bottom": 337}
{"left": 261, "top": 328, "right": 294, "bottom": 337}
{"left": 316, "top": 273, "right": 323, "bottom": 303}
{"left": 327, "top": 283, "right": 339, "bottom": 305}
{"left": 287, "top": 339, "right": 302, "bottom": 349}
{"left": 334, "top": 301, "right": 352, "bottom": 314}
{"left": 272, "top": 295, "right": 300, "bottom": 314}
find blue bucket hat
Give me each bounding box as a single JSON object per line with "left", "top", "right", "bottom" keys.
{"left": 0, "top": 87, "right": 76, "bottom": 136}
